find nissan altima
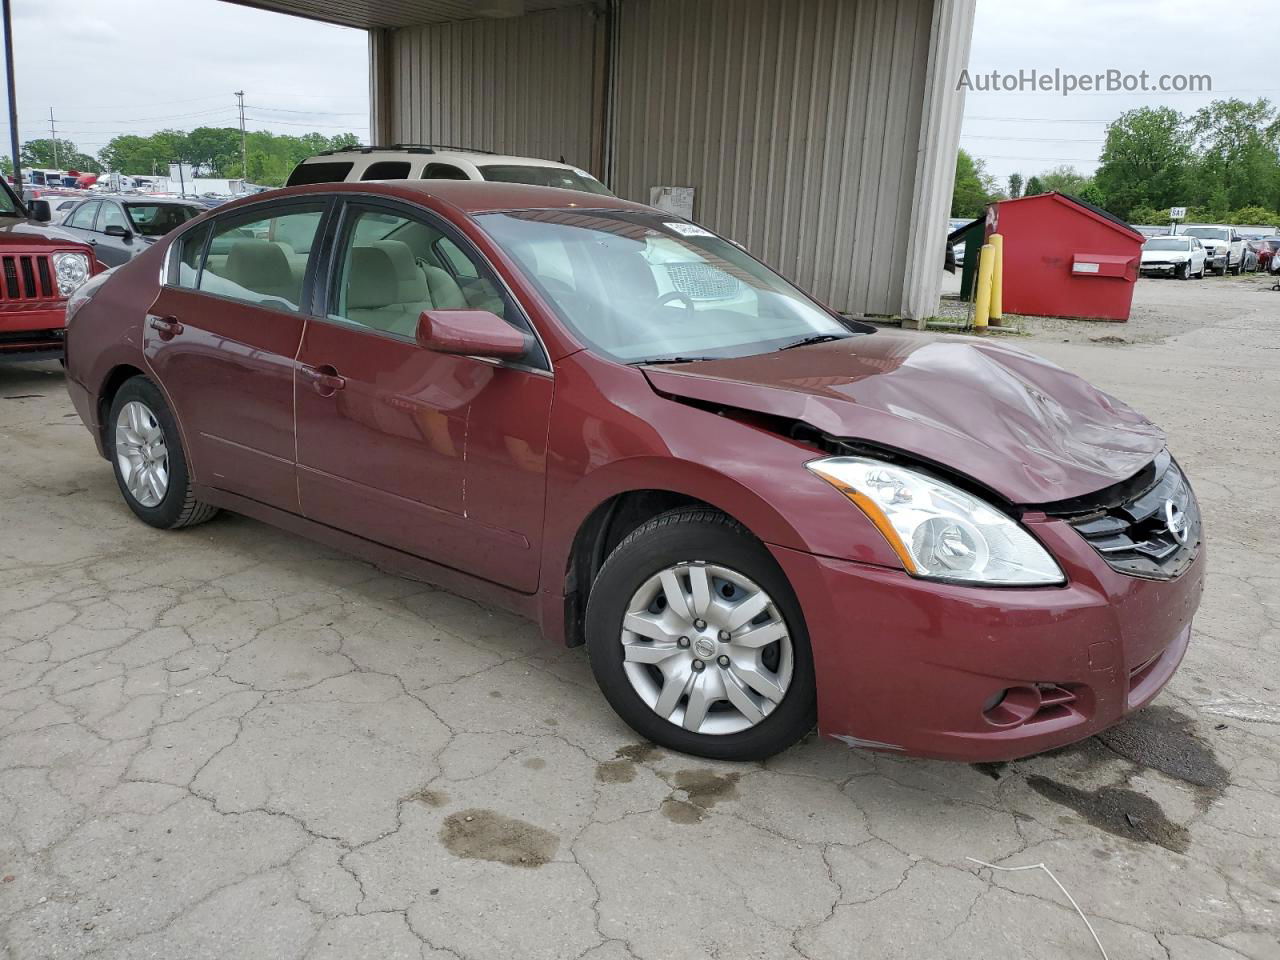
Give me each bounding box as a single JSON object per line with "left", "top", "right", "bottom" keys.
{"left": 62, "top": 180, "right": 1204, "bottom": 761}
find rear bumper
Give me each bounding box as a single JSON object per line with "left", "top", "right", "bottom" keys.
{"left": 771, "top": 520, "right": 1204, "bottom": 762}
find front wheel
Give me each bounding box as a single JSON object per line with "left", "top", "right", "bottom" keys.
{"left": 1176, "top": 262, "right": 1189, "bottom": 280}
{"left": 108, "top": 376, "right": 218, "bottom": 530}
{"left": 585, "top": 508, "right": 817, "bottom": 761}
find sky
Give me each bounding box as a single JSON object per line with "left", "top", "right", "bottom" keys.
{"left": 961, "top": 0, "right": 1275, "bottom": 184}
{"left": 2, "top": 0, "right": 369, "bottom": 162}
{"left": 0, "top": 0, "right": 1273, "bottom": 183}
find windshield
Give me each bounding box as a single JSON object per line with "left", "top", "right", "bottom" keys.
{"left": 477, "top": 164, "right": 613, "bottom": 197}
{"left": 1143, "top": 238, "right": 1190, "bottom": 251}
{"left": 1184, "top": 227, "right": 1228, "bottom": 241}
{"left": 125, "top": 203, "right": 203, "bottom": 237}
{"left": 477, "top": 209, "right": 856, "bottom": 363}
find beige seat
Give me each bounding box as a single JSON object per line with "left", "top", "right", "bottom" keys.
{"left": 203, "top": 239, "right": 301, "bottom": 309}
{"left": 345, "top": 246, "right": 430, "bottom": 337}
{"left": 371, "top": 239, "right": 469, "bottom": 310}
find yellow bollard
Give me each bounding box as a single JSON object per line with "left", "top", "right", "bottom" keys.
{"left": 989, "top": 233, "right": 1004, "bottom": 324}
{"left": 974, "top": 242, "right": 995, "bottom": 330}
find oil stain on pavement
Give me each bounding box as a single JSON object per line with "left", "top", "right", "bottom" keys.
{"left": 440, "top": 809, "right": 557, "bottom": 868}
{"left": 1027, "top": 777, "right": 1191, "bottom": 853}
{"left": 659, "top": 769, "right": 742, "bottom": 824}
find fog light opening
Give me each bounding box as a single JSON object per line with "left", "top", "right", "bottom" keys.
{"left": 982, "top": 686, "right": 1041, "bottom": 727}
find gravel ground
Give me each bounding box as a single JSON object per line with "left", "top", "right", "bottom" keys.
{"left": 0, "top": 276, "right": 1277, "bottom": 960}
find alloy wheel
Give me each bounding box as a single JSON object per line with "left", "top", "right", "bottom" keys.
{"left": 114, "top": 400, "right": 170, "bottom": 508}
{"left": 619, "top": 562, "right": 794, "bottom": 735}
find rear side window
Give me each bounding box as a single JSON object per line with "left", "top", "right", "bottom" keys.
{"left": 285, "top": 161, "right": 355, "bottom": 186}
{"left": 65, "top": 201, "right": 100, "bottom": 230}
{"left": 173, "top": 223, "right": 212, "bottom": 288}
{"left": 195, "top": 205, "right": 326, "bottom": 313}
{"left": 423, "top": 163, "right": 469, "bottom": 181}
{"left": 361, "top": 161, "right": 412, "bottom": 181}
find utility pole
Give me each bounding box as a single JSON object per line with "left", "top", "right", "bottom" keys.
{"left": 48, "top": 107, "right": 57, "bottom": 168}
{"left": 234, "top": 90, "right": 246, "bottom": 179}
{"left": 2, "top": 0, "right": 21, "bottom": 189}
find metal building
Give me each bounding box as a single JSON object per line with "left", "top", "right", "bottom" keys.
{"left": 230, "top": 0, "right": 976, "bottom": 324}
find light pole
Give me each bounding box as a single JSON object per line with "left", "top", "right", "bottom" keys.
{"left": 2, "top": 0, "right": 21, "bottom": 189}
{"left": 235, "top": 90, "right": 246, "bottom": 179}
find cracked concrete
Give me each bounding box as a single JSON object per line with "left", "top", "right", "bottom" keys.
{"left": 1, "top": 275, "right": 1278, "bottom": 958}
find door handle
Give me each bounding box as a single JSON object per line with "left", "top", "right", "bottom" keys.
{"left": 147, "top": 314, "right": 184, "bottom": 340}
{"left": 301, "top": 363, "right": 346, "bottom": 396}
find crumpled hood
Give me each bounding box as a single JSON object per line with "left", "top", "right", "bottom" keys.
{"left": 642, "top": 334, "right": 1165, "bottom": 505}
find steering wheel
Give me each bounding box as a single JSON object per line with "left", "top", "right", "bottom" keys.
{"left": 647, "top": 290, "right": 697, "bottom": 321}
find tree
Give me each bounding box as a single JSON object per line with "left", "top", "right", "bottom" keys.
{"left": 1093, "top": 107, "right": 1194, "bottom": 220}
{"left": 20, "top": 137, "right": 99, "bottom": 172}
{"left": 1025, "top": 175, "right": 1045, "bottom": 196}
{"left": 1036, "top": 165, "right": 1094, "bottom": 196}
{"left": 952, "top": 149, "right": 1000, "bottom": 218}
{"left": 1188, "top": 98, "right": 1280, "bottom": 212}
{"left": 1007, "top": 173, "right": 1024, "bottom": 199}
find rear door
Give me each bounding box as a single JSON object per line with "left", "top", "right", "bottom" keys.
{"left": 60, "top": 200, "right": 101, "bottom": 249}
{"left": 144, "top": 199, "right": 331, "bottom": 513}
{"left": 294, "top": 198, "right": 553, "bottom": 591}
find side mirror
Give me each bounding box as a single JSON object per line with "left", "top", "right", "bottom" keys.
{"left": 416, "top": 309, "right": 529, "bottom": 359}
{"left": 104, "top": 224, "right": 132, "bottom": 240}
{"left": 28, "top": 199, "right": 52, "bottom": 223}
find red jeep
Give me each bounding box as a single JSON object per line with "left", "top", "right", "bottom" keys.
{"left": 0, "top": 176, "right": 101, "bottom": 360}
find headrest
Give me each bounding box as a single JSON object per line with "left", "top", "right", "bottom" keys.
{"left": 225, "top": 240, "right": 293, "bottom": 291}
{"left": 347, "top": 246, "right": 401, "bottom": 309}
{"left": 371, "top": 239, "right": 430, "bottom": 302}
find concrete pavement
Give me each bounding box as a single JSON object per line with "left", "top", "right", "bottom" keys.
{"left": 1, "top": 274, "right": 1277, "bottom": 959}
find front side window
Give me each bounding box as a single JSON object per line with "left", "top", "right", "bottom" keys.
{"left": 329, "top": 206, "right": 512, "bottom": 341}
{"left": 477, "top": 210, "right": 855, "bottom": 363}
{"left": 65, "top": 201, "right": 100, "bottom": 230}
{"left": 126, "top": 203, "right": 202, "bottom": 237}
{"left": 196, "top": 205, "right": 325, "bottom": 313}
{"left": 285, "top": 161, "right": 354, "bottom": 186}
{"left": 361, "top": 161, "right": 412, "bottom": 181}
{"left": 0, "top": 177, "right": 19, "bottom": 215}
{"left": 477, "top": 164, "right": 613, "bottom": 196}
{"left": 99, "top": 203, "right": 130, "bottom": 234}
{"left": 423, "top": 163, "right": 469, "bottom": 181}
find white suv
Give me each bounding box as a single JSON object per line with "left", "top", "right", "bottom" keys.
{"left": 285, "top": 145, "right": 613, "bottom": 196}
{"left": 1179, "top": 224, "right": 1247, "bottom": 275}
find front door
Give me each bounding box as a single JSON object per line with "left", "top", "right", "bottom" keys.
{"left": 294, "top": 201, "right": 553, "bottom": 592}
{"left": 94, "top": 202, "right": 139, "bottom": 266}
{"left": 144, "top": 199, "right": 329, "bottom": 513}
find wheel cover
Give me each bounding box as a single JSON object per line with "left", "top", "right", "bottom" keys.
{"left": 620, "top": 562, "right": 794, "bottom": 736}
{"left": 114, "top": 400, "right": 170, "bottom": 508}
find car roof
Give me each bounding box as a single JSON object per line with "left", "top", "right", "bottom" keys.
{"left": 306, "top": 146, "right": 591, "bottom": 172}
{"left": 243, "top": 179, "right": 651, "bottom": 217}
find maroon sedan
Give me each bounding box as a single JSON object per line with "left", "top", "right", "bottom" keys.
{"left": 62, "top": 181, "right": 1204, "bottom": 761}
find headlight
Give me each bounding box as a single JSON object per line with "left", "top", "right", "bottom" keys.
{"left": 52, "top": 252, "right": 91, "bottom": 297}
{"left": 806, "top": 456, "right": 1065, "bottom": 586}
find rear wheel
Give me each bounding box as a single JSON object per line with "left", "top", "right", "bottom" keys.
{"left": 109, "top": 376, "right": 218, "bottom": 530}
{"left": 585, "top": 508, "right": 816, "bottom": 761}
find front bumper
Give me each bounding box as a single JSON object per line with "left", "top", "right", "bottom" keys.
{"left": 771, "top": 517, "right": 1204, "bottom": 762}
{"left": 1139, "top": 262, "right": 1181, "bottom": 275}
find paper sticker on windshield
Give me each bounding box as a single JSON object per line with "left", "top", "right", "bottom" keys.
{"left": 664, "top": 222, "right": 715, "bottom": 238}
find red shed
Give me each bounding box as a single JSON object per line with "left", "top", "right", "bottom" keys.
{"left": 987, "top": 192, "right": 1144, "bottom": 322}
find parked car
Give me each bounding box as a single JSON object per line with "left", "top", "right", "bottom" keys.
{"left": 285, "top": 144, "right": 614, "bottom": 196}
{"left": 1253, "top": 237, "right": 1280, "bottom": 272}
{"left": 1139, "top": 235, "right": 1206, "bottom": 279}
{"left": 1180, "top": 224, "right": 1246, "bottom": 275}
{"left": 0, "top": 177, "right": 101, "bottom": 360}
{"left": 63, "top": 180, "right": 1203, "bottom": 762}
{"left": 58, "top": 196, "right": 205, "bottom": 267}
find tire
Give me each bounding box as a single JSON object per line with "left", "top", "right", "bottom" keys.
{"left": 585, "top": 507, "right": 817, "bottom": 761}
{"left": 1176, "top": 262, "right": 1189, "bottom": 280}
{"left": 108, "top": 376, "right": 218, "bottom": 530}
{"left": 1197, "top": 263, "right": 1206, "bottom": 279}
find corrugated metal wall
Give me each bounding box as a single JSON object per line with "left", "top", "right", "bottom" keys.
{"left": 380, "top": 0, "right": 950, "bottom": 317}
{"left": 611, "top": 0, "right": 933, "bottom": 316}
{"left": 384, "top": 6, "right": 603, "bottom": 172}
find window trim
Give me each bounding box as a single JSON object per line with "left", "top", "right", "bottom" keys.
{"left": 315, "top": 194, "right": 551, "bottom": 375}
{"left": 162, "top": 195, "right": 338, "bottom": 318}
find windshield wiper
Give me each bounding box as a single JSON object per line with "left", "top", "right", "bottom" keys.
{"left": 779, "top": 334, "right": 850, "bottom": 351}
{"left": 629, "top": 356, "right": 717, "bottom": 366}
